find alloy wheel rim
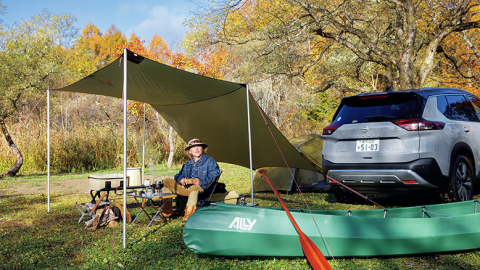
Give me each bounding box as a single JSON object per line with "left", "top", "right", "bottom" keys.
{"left": 456, "top": 162, "right": 472, "bottom": 201}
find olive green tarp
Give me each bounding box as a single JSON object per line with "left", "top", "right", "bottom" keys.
{"left": 57, "top": 50, "right": 317, "bottom": 172}
{"left": 253, "top": 133, "right": 326, "bottom": 192}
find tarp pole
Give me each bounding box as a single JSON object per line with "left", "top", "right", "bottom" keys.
{"left": 122, "top": 48, "right": 128, "bottom": 249}
{"left": 47, "top": 87, "right": 50, "bottom": 213}
{"left": 142, "top": 103, "right": 145, "bottom": 183}
{"left": 246, "top": 85, "right": 254, "bottom": 206}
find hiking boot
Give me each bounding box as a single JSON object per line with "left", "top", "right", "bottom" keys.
{"left": 182, "top": 205, "right": 196, "bottom": 226}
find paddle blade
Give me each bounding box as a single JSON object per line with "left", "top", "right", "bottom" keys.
{"left": 298, "top": 231, "right": 332, "bottom": 270}
{"left": 258, "top": 169, "right": 332, "bottom": 270}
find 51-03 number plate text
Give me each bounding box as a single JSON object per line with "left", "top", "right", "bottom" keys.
{"left": 356, "top": 139, "right": 379, "bottom": 152}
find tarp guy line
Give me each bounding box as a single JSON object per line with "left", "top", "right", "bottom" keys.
{"left": 250, "top": 88, "right": 336, "bottom": 262}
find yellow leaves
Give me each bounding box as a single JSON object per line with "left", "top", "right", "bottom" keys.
{"left": 74, "top": 23, "right": 127, "bottom": 71}
{"left": 146, "top": 34, "right": 171, "bottom": 64}
{"left": 436, "top": 28, "right": 480, "bottom": 95}
{"left": 81, "top": 23, "right": 100, "bottom": 38}
{"left": 223, "top": 0, "right": 297, "bottom": 37}
{"left": 127, "top": 101, "right": 145, "bottom": 118}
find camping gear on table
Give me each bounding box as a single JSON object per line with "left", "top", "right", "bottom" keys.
{"left": 88, "top": 169, "right": 142, "bottom": 201}
{"left": 88, "top": 174, "right": 130, "bottom": 190}
{"left": 126, "top": 167, "right": 142, "bottom": 186}
{"left": 253, "top": 134, "right": 327, "bottom": 193}
{"left": 152, "top": 181, "right": 164, "bottom": 190}
{"left": 183, "top": 201, "right": 480, "bottom": 258}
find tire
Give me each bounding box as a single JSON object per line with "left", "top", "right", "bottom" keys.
{"left": 441, "top": 155, "right": 474, "bottom": 202}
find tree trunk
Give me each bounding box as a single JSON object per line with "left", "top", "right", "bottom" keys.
{"left": 166, "top": 126, "right": 175, "bottom": 168}
{"left": 0, "top": 117, "right": 23, "bottom": 177}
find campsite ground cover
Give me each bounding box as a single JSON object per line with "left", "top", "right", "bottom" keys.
{"left": 1, "top": 163, "right": 480, "bottom": 269}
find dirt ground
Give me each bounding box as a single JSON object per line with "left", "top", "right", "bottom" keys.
{"left": 1, "top": 174, "right": 172, "bottom": 197}
{"left": 2, "top": 178, "right": 91, "bottom": 196}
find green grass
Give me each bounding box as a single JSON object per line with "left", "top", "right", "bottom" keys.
{"left": 1, "top": 163, "right": 480, "bottom": 269}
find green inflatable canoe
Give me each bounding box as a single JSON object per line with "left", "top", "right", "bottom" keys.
{"left": 183, "top": 201, "right": 480, "bottom": 258}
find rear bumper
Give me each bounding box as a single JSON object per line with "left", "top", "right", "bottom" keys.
{"left": 323, "top": 158, "right": 447, "bottom": 192}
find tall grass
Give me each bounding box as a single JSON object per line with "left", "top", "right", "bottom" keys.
{"left": 0, "top": 121, "right": 185, "bottom": 175}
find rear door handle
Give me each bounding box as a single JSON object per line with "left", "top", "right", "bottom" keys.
{"left": 464, "top": 127, "right": 470, "bottom": 133}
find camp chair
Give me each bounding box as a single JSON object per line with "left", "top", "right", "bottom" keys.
{"left": 175, "top": 169, "right": 223, "bottom": 212}
{"left": 200, "top": 169, "right": 223, "bottom": 201}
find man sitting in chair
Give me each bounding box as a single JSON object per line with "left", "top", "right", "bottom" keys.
{"left": 160, "top": 138, "right": 239, "bottom": 226}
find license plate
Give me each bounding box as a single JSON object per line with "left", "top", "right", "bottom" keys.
{"left": 356, "top": 139, "right": 379, "bottom": 152}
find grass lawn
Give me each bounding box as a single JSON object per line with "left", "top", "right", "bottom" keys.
{"left": 1, "top": 163, "right": 480, "bottom": 269}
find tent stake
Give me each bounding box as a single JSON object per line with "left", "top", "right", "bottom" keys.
{"left": 246, "top": 85, "right": 254, "bottom": 206}
{"left": 123, "top": 48, "right": 128, "bottom": 249}
{"left": 47, "top": 87, "right": 50, "bottom": 213}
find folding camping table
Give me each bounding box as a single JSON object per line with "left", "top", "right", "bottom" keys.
{"left": 128, "top": 192, "right": 177, "bottom": 227}
{"left": 90, "top": 185, "right": 145, "bottom": 203}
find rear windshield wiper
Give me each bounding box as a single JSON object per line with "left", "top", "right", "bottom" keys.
{"left": 364, "top": 115, "right": 396, "bottom": 122}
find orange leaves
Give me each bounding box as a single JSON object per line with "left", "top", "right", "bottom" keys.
{"left": 199, "top": 47, "right": 229, "bottom": 79}
{"left": 113, "top": 33, "right": 144, "bottom": 58}
{"left": 146, "top": 34, "right": 171, "bottom": 64}
{"left": 73, "top": 23, "right": 127, "bottom": 73}
{"left": 169, "top": 48, "right": 227, "bottom": 80}
{"left": 73, "top": 22, "right": 230, "bottom": 86}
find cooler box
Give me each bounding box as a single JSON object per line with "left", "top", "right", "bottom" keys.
{"left": 88, "top": 174, "right": 130, "bottom": 190}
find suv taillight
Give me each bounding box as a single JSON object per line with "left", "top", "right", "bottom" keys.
{"left": 323, "top": 123, "right": 342, "bottom": 135}
{"left": 394, "top": 118, "right": 445, "bottom": 131}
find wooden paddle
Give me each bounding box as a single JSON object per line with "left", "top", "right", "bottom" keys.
{"left": 258, "top": 169, "right": 332, "bottom": 270}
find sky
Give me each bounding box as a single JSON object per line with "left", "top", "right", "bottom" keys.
{"left": 1, "top": 0, "right": 198, "bottom": 48}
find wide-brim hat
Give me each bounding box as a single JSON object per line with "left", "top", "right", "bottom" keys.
{"left": 185, "top": 138, "right": 208, "bottom": 151}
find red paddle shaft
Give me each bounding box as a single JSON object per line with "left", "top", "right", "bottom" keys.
{"left": 258, "top": 169, "right": 332, "bottom": 270}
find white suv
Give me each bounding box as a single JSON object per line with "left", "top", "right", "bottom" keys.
{"left": 322, "top": 88, "right": 480, "bottom": 202}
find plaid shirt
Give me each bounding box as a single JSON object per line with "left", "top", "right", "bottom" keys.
{"left": 174, "top": 154, "right": 220, "bottom": 190}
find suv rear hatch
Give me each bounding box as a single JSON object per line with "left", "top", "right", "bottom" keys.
{"left": 322, "top": 92, "right": 427, "bottom": 164}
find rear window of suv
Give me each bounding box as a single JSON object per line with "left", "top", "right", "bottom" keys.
{"left": 332, "top": 93, "right": 425, "bottom": 124}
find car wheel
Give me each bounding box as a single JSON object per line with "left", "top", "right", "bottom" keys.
{"left": 442, "top": 155, "right": 474, "bottom": 202}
